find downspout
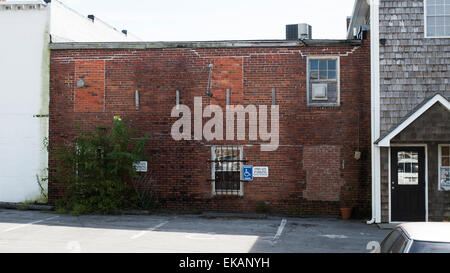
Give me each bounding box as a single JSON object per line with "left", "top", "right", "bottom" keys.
{"left": 368, "top": 0, "right": 381, "bottom": 224}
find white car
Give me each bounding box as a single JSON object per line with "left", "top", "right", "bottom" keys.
{"left": 380, "top": 222, "right": 450, "bottom": 253}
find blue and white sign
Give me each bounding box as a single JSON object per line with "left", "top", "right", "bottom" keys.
{"left": 242, "top": 165, "right": 253, "bottom": 181}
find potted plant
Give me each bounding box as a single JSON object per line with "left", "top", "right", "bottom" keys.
{"left": 443, "top": 217, "right": 450, "bottom": 223}
{"left": 340, "top": 185, "right": 354, "bottom": 220}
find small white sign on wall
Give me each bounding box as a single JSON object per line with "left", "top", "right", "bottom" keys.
{"left": 253, "top": 167, "right": 269, "bottom": 178}
{"left": 134, "top": 161, "right": 148, "bottom": 172}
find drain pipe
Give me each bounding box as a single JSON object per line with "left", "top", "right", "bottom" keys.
{"left": 367, "top": 0, "right": 381, "bottom": 225}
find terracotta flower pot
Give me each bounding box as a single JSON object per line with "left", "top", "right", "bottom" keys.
{"left": 340, "top": 207, "right": 352, "bottom": 220}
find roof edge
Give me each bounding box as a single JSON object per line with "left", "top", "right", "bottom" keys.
{"left": 375, "top": 93, "right": 450, "bottom": 146}
{"left": 49, "top": 39, "right": 362, "bottom": 50}
{"left": 347, "top": 0, "right": 370, "bottom": 39}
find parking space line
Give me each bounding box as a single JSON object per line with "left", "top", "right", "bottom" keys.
{"left": 272, "top": 218, "right": 287, "bottom": 243}
{"left": 130, "top": 220, "right": 169, "bottom": 240}
{"left": 1, "top": 216, "right": 59, "bottom": 233}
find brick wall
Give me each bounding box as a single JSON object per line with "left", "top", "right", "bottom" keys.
{"left": 49, "top": 38, "right": 371, "bottom": 216}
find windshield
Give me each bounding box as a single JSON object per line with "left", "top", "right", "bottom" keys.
{"left": 409, "top": 241, "right": 450, "bottom": 253}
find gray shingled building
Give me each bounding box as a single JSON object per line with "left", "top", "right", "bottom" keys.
{"left": 350, "top": 0, "right": 450, "bottom": 223}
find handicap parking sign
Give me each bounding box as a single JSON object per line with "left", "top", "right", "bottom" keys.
{"left": 242, "top": 165, "right": 253, "bottom": 181}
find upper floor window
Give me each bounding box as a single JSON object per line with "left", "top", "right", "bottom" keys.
{"left": 307, "top": 57, "right": 340, "bottom": 107}
{"left": 425, "top": 0, "right": 450, "bottom": 37}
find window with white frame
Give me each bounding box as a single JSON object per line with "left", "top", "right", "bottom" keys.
{"left": 425, "top": 0, "right": 450, "bottom": 37}
{"left": 307, "top": 57, "right": 340, "bottom": 106}
{"left": 439, "top": 145, "right": 450, "bottom": 191}
{"left": 211, "top": 146, "right": 243, "bottom": 195}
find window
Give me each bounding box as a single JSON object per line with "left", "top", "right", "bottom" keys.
{"left": 439, "top": 145, "right": 450, "bottom": 191}
{"left": 380, "top": 230, "right": 402, "bottom": 253}
{"left": 307, "top": 57, "right": 340, "bottom": 106}
{"left": 397, "top": 151, "right": 419, "bottom": 185}
{"left": 211, "top": 146, "right": 243, "bottom": 196}
{"left": 390, "top": 234, "right": 409, "bottom": 253}
{"left": 425, "top": 0, "right": 450, "bottom": 37}
{"left": 409, "top": 241, "right": 450, "bottom": 253}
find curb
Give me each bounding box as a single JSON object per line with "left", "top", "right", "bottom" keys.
{"left": 0, "top": 202, "right": 54, "bottom": 211}
{"left": 200, "top": 212, "right": 267, "bottom": 219}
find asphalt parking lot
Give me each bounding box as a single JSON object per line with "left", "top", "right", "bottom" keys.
{"left": 0, "top": 209, "right": 390, "bottom": 253}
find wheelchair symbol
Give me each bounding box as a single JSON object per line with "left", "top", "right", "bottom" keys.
{"left": 243, "top": 165, "right": 253, "bottom": 180}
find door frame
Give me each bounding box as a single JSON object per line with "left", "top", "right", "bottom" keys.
{"left": 388, "top": 144, "right": 428, "bottom": 223}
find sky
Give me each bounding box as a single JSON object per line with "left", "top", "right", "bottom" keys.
{"left": 55, "top": 0, "right": 356, "bottom": 41}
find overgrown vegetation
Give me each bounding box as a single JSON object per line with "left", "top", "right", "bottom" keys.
{"left": 255, "top": 201, "right": 270, "bottom": 213}
{"left": 36, "top": 174, "right": 48, "bottom": 204}
{"left": 51, "top": 118, "right": 152, "bottom": 215}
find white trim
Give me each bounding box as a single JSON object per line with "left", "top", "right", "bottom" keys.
{"left": 306, "top": 55, "right": 340, "bottom": 107}
{"left": 370, "top": 0, "right": 382, "bottom": 224}
{"left": 389, "top": 144, "right": 428, "bottom": 223}
{"left": 438, "top": 144, "right": 450, "bottom": 191}
{"left": 377, "top": 94, "right": 450, "bottom": 147}
{"left": 211, "top": 145, "right": 244, "bottom": 197}
{"left": 423, "top": 0, "right": 450, "bottom": 39}
{"left": 388, "top": 146, "right": 391, "bottom": 223}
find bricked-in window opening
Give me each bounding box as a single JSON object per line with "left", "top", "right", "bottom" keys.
{"left": 210, "top": 146, "right": 245, "bottom": 196}
{"left": 439, "top": 145, "right": 450, "bottom": 191}
{"left": 307, "top": 57, "right": 340, "bottom": 107}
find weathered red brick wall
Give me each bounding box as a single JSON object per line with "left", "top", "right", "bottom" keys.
{"left": 74, "top": 60, "right": 105, "bottom": 112}
{"left": 49, "top": 36, "right": 371, "bottom": 216}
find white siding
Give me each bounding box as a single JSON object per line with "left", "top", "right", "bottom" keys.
{"left": 0, "top": 4, "right": 50, "bottom": 202}
{"left": 0, "top": 0, "right": 140, "bottom": 203}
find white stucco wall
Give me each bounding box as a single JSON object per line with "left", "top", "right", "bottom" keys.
{"left": 0, "top": 2, "right": 50, "bottom": 202}
{"left": 0, "top": 0, "right": 140, "bottom": 203}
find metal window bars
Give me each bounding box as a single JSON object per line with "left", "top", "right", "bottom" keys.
{"left": 208, "top": 146, "right": 247, "bottom": 196}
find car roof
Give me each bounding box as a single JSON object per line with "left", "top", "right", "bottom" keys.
{"left": 397, "top": 222, "right": 450, "bottom": 243}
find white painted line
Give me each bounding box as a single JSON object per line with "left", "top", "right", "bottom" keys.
{"left": 272, "top": 218, "right": 287, "bottom": 243}
{"left": 1, "top": 216, "right": 59, "bottom": 233}
{"left": 320, "top": 234, "right": 348, "bottom": 239}
{"left": 131, "top": 220, "right": 169, "bottom": 240}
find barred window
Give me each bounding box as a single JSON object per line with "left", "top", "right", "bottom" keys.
{"left": 211, "top": 146, "right": 243, "bottom": 196}
{"left": 307, "top": 57, "right": 340, "bottom": 106}
{"left": 425, "top": 0, "right": 450, "bottom": 37}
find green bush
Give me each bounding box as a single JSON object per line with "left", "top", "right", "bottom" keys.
{"left": 255, "top": 201, "right": 270, "bottom": 213}
{"left": 51, "top": 118, "right": 150, "bottom": 215}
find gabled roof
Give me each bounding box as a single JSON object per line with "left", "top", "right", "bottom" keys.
{"left": 375, "top": 94, "right": 450, "bottom": 147}
{"left": 347, "top": 0, "right": 370, "bottom": 39}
